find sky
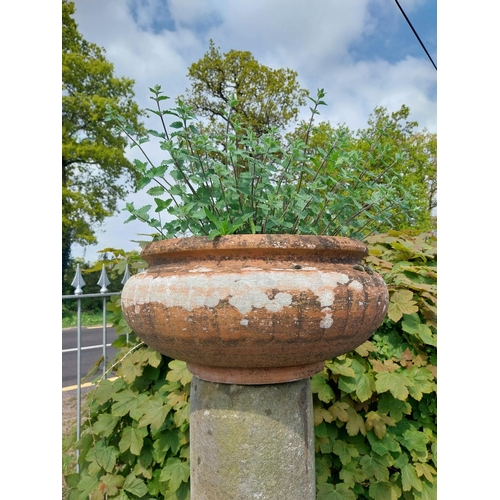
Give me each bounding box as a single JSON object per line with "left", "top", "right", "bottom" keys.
{"left": 68, "top": 0, "right": 437, "bottom": 263}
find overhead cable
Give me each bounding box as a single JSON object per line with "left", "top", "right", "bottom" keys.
{"left": 394, "top": 0, "right": 437, "bottom": 70}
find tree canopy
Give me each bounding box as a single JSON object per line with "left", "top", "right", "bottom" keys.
{"left": 349, "top": 105, "right": 436, "bottom": 231}
{"left": 182, "top": 40, "right": 309, "bottom": 135}
{"left": 62, "top": 0, "right": 144, "bottom": 275}
{"left": 290, "top": 105, "right": 437, "bottom": 233}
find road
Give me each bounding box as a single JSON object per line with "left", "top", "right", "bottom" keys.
{"left": 62, "top": 325, "right": 120, "bottom": 388}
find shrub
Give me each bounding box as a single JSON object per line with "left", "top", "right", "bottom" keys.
{"left": 64, "top": 230, "right": 437, "bottom": 499}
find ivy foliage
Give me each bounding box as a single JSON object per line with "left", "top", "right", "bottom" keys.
{"left": 313, "top": 231, "right": 437, "bottom": 499}
{"left": 64, "top": 231, "right": 437, "bottom": 499}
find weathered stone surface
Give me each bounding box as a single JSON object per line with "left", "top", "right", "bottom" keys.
{"left": 190, "top": 376, "right": 315, "bottom": 500}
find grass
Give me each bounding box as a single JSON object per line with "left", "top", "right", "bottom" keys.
{"left": 62, "top": 310, "right": 107, "bottom": 328}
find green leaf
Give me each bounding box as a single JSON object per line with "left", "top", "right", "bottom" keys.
{"left": 173, "top": 402, "right": 190, "bottom": 428}
{"left": 332, "top": 440, "right": 359, "bottom": 465}
{"left": 355, "top": 372, "right": 375, "bottom": 402}
{"left": 377, "top": 393, "right": 412, "bottom": 421}
{"left": 93, "top": 379, "right": 115, "bottom": 405}
{"left": 147, "top": 186, "right": 167, "bottom": 196}
{"left": 138, "top": 398, "right": 171, "bottom": 430}
{"left": 360, "top": 453, "right": 393, "bottom": 482}
{"left": 164, "top": 481, "right": 190, "bottom": 500}
{"left": 402, "top": 313, "right": 437, "bottom": 346}
{"left": 317, "top": 482, "right": 356, "bottom": 500}
{"left": 328, "top": 401, "right": 350, "bottom": 422}
{"left": 311, "top": 374, "right": 335, "bottom": 403}
{"left": 159, "top": 457, "right": 190, "bottom": 491}
{"left": 95, "top": 445, "right": 119, "bottom": 473}
{"left": 401, "top": 461, "right": 423, "bottom": 492}
{"left": 146, "top": 349, "right": 163, "bottom": 367}
{"left": 387, "top": 289, "right": 418, "bottom": 322}
{"left": 400, "top": 429, "right": 429, "bottom": 453}
{"left": 354, "top": 340, "right": 378, "bottom": 357}
{"left": 118, "top": 360, "right": 144, "bottom": 383}
{"left": 365, "top": 411, "right": 396, "bottom": 439}
{"left": 167, "top": 360, "right": 193, "bottom": 385}
{"left": 123, "top": 473, "right": 149, "bottom": 496}
{"left": 119, "top": 426, "right": 146, "bottom": 455}
{"left": 77, "top": 475, "right": 99, "bottom": 497}
{"left": 367, "top": 431, "right": 401, "bottom": 456}
{"left": 345, "top": 406, "right": 366, "bottom": 437}
{"left": 415, "top": 462, "right": 437, "bottom": 483}
{"left": 92, "top": 413, "right": 119, "bottom": 437}
{"left": 314, "top": 405, "right": 334, "bottom": 426}
{"left": 339, "top": 460, "right": 367, "bottom": 488}
{"left": 154, "top": 428, "right": 182, "bottom": 457}
{"left": 375, "top": 371, "right": 413, "bottom": 400}
{"left": 406, "top": 366, "right": 436, "bottom": 401}
{"left": 417, "top": 479, "right": 438, "bottom": 500}
{"left": 100, "top": 474, "right": 125, "bottom": 496}
{"left": 111, "top": 389, "right": 138, "bottom": 417}
{"left": 325, "top": 358, "right": 356, "bottom": 378}
{"left": 369, "top": 481, "right": 401, "bottom": 500}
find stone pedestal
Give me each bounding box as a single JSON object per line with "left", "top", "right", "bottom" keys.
{"left": 190, "top": 377, "right": 316, "bottom": 500}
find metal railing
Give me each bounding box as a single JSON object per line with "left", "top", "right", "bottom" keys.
{"left": 62, "top": 263, "right": 130, "bottom": 472}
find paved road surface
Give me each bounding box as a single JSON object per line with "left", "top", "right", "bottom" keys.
{"left": 62, "top": 326, "right": 120, "bottom": 387}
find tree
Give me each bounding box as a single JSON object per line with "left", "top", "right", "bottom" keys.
{"left": 296, "top": 105, "right": 437, "bottom": 233}
{"left": 353, "top": 105, "right": 437, "bottom": 231}
{"left": 182, "top": 40, "right": 308, "bottom": 135}
{"left": 62, "top": 0, "right": 144, "bottom": 276}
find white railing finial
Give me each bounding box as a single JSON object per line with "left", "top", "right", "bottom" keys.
{"left": 97, "top": 264, "right": 111, "bottom": 293}
{"left": 121, "top": 263, "right": 131, "bottom": 285}
{"left": 71, "top": 264, "right": 86, "bottom": 295}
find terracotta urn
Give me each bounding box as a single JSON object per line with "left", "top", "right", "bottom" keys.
{"left": 121, "top": 234, "right": 388, "bottom": 384}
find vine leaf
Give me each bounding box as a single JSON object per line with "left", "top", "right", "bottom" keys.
{"left": 345, "top": 406, "right": 366, "bottom": 437}
{"left": 400, "top": 429, "right": 429, "bottom": 454}
{"left": 159, "top": 457, "right": 190, "bottom": 491}
{"left": 415, "top": 462, "right": 437, "bottom": 483}
{"left": 402, "top": 313, "right": 436, "bottom": 347}
{"left": 375, "top": 371, "right": 413, "bottom": 401}
{"left": 95, "top": 445, "right": 119, "bottom": 473}
{"left": 329, "top": 401, "right": 350, "bottom": 422}
{"left": 387, "top": 289, "right": 418, "bottom": 322}
{"left": 377, "top": 393, "right": 412, "bottom": 422}
{"left": 368, "top": 481, "right": 401, "bottom": 500}
{"left": 123, "top": 473, "right": 149, "bottom": 496}
{"left": 317, "top": 481, "right": 356, "bottom": 500}
{"left": 314, "top": 405, "right": 334, "bottom": 425}
{"left": 100, "top": 474, "right": 124, "bottom": 496}
{"left": 401, "top": 462, "right": 423, "bottom": 492}
{"left": 360, "top": 453, "right": 393, "bottom": 482}
{"left": 339, "top": 461, "right": 367, "bottom": 488}
{"left": 92, "top": 413, "right": 119, "bottom": 438}
{"left": 367, "top": 431, "right": 401, "bottom": 456}
{"left": 311, "top": 374, "right": 335, "bottom": 403}
{"left": 119, "top": 426, "right": 146, "bottom": 455}
{"left": 332, "top": 440, "right": 359, "bottom": 465}
{"left": 166, "top": 360, "right": 193, "bottom": 385}
{"left": 138, "top": 398, "right": 171, "bottom": 430}
{"left": 365, "top": 411, "right": 396, "bottom": 439}
{"left": 355, "top": 372, "right": 375, "bottom": 402}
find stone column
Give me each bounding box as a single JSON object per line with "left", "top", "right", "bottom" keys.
{"left": 190, "top": 377, "right": 316, "bottom": 500}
